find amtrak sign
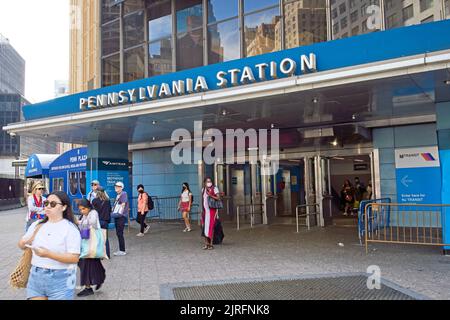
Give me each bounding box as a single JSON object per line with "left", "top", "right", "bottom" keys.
{"left": 79, "top": 53, "right": 317, "bottom": 111}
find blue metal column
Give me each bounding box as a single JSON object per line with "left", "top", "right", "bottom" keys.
{"left": 436, "top": 102, "right": 450, "bottom": 254}
{"left": 86, "top": 141, "right": 131, "bottom": 217}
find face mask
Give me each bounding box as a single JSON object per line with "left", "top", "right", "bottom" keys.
{"left": 139, "top": 190, "right": 144, "bottom": 193}
{"left": 206, "top": 182, "right": 213, "bottom": 188}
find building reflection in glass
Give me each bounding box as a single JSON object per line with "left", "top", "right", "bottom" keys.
{"left": 176, "top": 0, "right": 204, "bottom": 71}
{"left": 207, "top": 0, "right": 240, "bottom": 64}
{"left": 148, "top": 0, "right": 173, "bottom": 76}
{"left": 331, "top": 0, "right": 381, "bottom": 39}
{"left": 384, "top": 0, "right": 444, "bottom": 30}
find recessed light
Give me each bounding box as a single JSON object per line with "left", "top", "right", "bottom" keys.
{"left": 352, "top": 114, "right": 357, "bottom": 120}
{"left": 331, "top": 140, "right": 338, "bottom": 146}
{"left": 312, "top": 97, "right": 319, "bottom": 104}
{"left": 222, "top": 110, "right": 227, "bottom": 116}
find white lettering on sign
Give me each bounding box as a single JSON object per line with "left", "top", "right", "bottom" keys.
{"left": 79, "top": 54, "right": 317, "bottom": 111}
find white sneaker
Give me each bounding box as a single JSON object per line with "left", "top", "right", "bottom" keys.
{"left": 183, "top": 228, "right": 188, "bottom": 233}
{"left": 144, "top": 225, "right": 150, "bottom": 234}
{"left": 136, "top": 233, "right": 144, "bottom": 237}
{"left": 187, "top": 228, "right": 192, "bottom": 232}
{"left": 113, "top": 251, "right": 127, "bottom": 256}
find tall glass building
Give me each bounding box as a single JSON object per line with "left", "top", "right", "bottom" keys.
{"left": 0, "top": 34, "right": 25, "bottom": 96}
{"left": 100, "top": 0, "right": 450, "bottom": 87}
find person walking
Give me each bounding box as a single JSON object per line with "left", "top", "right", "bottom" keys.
{"left": 26, "top": 181, "right": 46, "bottom": 231}
{"left": 178, "top": 182, "right": 193, "bottom": 232}
{"left": 92, "top": 187, "right": 111, "bottom": 258}
{"left": 18, "top": 191, "right": 81, "bottom": 300}
{"left": 76, "top": 199, "right": 106, "bottom": 297}
{"left": 201, "top": 177, "right": 221, "bottom": 250}
{"left": 87, "top": 180, "right": 100, "bottom": 203}
{"left": 341, "top": 179, "right": 355, "bottom": 216}
{"left": 136, "top": 184, "right": 150, "bottom": 237}
{"left": 112, "top": 182, "right": 128, "bottom": 256}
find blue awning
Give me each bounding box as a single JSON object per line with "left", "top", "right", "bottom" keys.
{"left": 25, "top": 154, "right": 59, "bottom": 178}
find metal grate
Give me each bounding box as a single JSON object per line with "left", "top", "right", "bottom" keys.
{"left": 172, "top": 275, "right": 420, "bottom": 300}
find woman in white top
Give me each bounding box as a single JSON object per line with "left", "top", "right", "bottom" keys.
{"left": 26, "top": 180, "right": 46, "bottom": 231}
{"left": 76, "top": 198, "right": 106, "bottom": 297}
{"left": 18, "top": 191, "right": 81, "bottom": 300}
{"left": 178, "top": 182, "right": 193, "bottom": 232}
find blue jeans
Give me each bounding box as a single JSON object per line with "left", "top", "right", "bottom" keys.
{"left": 27, "top": 266, "right": 77, "bottom": 300}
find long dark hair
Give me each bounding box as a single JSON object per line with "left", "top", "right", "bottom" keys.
{"left": 39, "top": 191, "right": 77, "bottom": 226}
{"left": 181, "top": 182, "right": 191, "bottom": 194}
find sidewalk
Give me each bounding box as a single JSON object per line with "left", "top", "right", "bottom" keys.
{"left": 0, "top": 208, "right": 449, "bottom": 300}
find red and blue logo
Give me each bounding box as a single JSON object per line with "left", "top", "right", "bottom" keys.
{"left": 421, "top": 153, "right": 436, "bottom": 161}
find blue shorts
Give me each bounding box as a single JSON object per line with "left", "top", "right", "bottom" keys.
{"left": 27, "top": 266, "right": 77, "bottom": 300}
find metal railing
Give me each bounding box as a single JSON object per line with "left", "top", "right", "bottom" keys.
{"left": 236, "top": 203, "right": 264, "bottom": 230}
{"left": 358, "top": 198, "right": 391, "bottom": 244}
{"left": 130, "top": 196, "right": 201, "bottom": 225}
{"left": 296, "top": 204, "right": 320, "bottom": 232}
{"left": 363, "top": 203, "right": 450, "bottom": 254}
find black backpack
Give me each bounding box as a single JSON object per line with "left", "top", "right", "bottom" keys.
{"left": 146, "top": 192, "right": 154, "bottom": 211}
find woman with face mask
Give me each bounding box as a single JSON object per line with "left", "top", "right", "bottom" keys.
{"left": 201, "top": 177, "right": 220, "bottom": 250}
{"left": 136, "top": 184, "right": 150, "bottom": 237}
{"left": 178, "top": 183, "right": 193, "bottom": 232}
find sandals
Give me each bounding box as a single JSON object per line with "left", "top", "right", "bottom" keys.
{"left": 202, "top": 245, "right": 209, "bottom": 250}
{"left": 202, "top": 245, "right": 214, "bottom": 250}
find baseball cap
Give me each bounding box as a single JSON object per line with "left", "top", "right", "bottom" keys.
{"left": 91, "top": 180, "right": 100, "bottom": 185}
{"left": 115, "top": 182, "right": 124, "bottom": 188}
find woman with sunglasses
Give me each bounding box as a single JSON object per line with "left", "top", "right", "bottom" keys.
{"left": 26, "top": 181, "right": 46, "bottom": 231}
{"left": 18, "top": 191, "right": 81, "bottom": 300}
{"left": 76, "top": 199, "right": 106, "bottom": 297}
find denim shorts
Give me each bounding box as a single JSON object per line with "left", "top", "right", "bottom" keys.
{"left": 27, "top": 266, "right": 77, "bottom": 300}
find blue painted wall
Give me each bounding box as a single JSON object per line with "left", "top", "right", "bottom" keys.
{"left": 132, "top": 147, "right": 200, "bottom": 217}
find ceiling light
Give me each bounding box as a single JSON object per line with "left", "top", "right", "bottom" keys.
{"left": 332, "top": 157, "right": 345, "bottom": 160}
{"left": 354, "top": 159, "right": 365, "bottom": 163}
{"left": 352, "top": 114, "right": 357, "bottom": 120}
{"left": 271, "top": 124, "right": 276, "bottom": 129}
{"left": 152, "top": 137, "right": 156, "bottom": 141}
{"left": 312, "top": 97, "right": 319, "bottom": 104}
{"left": 331, "top": 140, "right": 338, "bottom": 147}
{"left": 152, "top": 120, "right": 157, "bottom": 125}
{"left": 445, "top": 80, "right": 450, "bottom": 85}
{"left": 222, "top": 110, "right": 227, "bottom": 116}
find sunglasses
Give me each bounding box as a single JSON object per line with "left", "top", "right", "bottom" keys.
{"left": 36, "top": 188, "right": 45, "bottom": 190}
{"left": 91, "top": 184, "right": 98, "bottom": 186}
{"left": 44, "top": 200, "right": 63, "bottom": 208}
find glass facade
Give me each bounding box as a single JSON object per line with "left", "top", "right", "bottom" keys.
{"left": 384, "top": 0, "right": 444, "bottom": 30}
{"left": 0, "top": 94, "right": 20, "bottom": 156}
{"left": 100, "top": 0, "right": 450, "bottom": 87}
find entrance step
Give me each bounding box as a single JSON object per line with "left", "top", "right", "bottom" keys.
{"left": 332, "top": 216, "right": 358, "bottom": 227}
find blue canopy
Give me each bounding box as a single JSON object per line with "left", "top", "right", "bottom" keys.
{"left": 25, "top": 154, "right": 59, "bottom": 178}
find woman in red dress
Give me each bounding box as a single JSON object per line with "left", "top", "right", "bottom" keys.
{"left": 201, "top": 177, "right": 220, "bottom": 250}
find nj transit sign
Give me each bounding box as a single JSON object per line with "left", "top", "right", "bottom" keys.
{"left": 395, "top": 146, "right": 441, "bottom": 204}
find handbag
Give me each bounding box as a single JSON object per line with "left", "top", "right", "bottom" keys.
{"left": 208, "top": 196, "right": 224, "bottom": 209}
{"left": 10, "top": 224, "right": 43, "bottom": 289}
{"left": 80, "top": 219, "right": 108, "bottom": 260}
{"left": 111, "top": 198, "right": 124, "bottom": 219}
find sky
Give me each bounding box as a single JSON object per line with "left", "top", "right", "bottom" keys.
{"left": 0, "top": 0, "right": 70, "bottom": 103}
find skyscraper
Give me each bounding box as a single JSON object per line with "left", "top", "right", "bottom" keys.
{"left": 0, "top": 34, "right": 25, "bottom": 96}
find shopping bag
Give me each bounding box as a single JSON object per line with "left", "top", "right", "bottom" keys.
{"left": 80, "top": 227, "right": 109, "bottom": 260}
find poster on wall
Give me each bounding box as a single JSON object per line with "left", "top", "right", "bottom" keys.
{"left": 395, "top": 146, "right": 441, "bottom": 204}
